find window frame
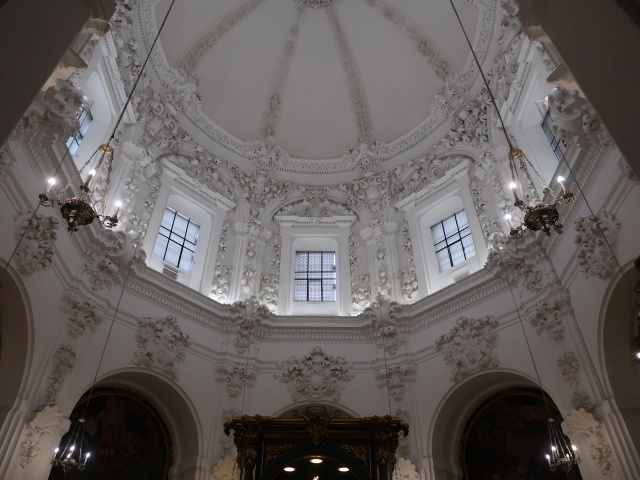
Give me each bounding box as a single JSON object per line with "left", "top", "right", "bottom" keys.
{"left": 540, "top": 109, "right": 568, "bottom": 162}
{"left": 396, "top": 158, "right": 487, "bottom": 296}
{"left": 431, "top": 210, "right": 476, "bottom": 272}
{"left": 275, "top": 215, "right": 355, "bottom": 316}
{"left": 293, "top": 251, "right": 337, "bottom": 302}
{"left": 153, "top": 206, "right": 201, "bottom": 273}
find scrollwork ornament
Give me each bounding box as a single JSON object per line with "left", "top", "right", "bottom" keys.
{"left": 274, "top": 346, "right": 354, "bottom": 401}
{"left": 132, "top": 315, "right": 190, "bottom": 380}
{"left": 13, "top": 211, "right": 59, "bottom": 275}
{"left": 435, "top": 316, "right": 499, "bottom": 382}
{"left": 45, "top": 345, "right": 76, "bottom": 402}
{"left": 564, "top": 408, "right": 615, "bottom": 477}
{"left": 574, "top": 211, "right": 621, "bottom": 280}
{"left": 18, "top": 405, "right": 70, "bottom": 469}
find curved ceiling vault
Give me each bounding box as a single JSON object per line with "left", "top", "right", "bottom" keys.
{"left": 155, "top": 0, "right": 479, "bottom": 160}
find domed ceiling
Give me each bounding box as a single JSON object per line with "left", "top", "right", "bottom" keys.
{"left": 155, "top": 0, "right": 479, "bottom": 160}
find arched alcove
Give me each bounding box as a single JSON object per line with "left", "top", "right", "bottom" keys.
{"left": 600, "top": 262, "right": 640, "bottom": 453}
{"left": 61, "top": 368, "right": 203, "bottom": 479}
{"left": 0, "top": 264, "right": 33, "bottom": 435}
{"left": 262, "top": 445, "right": 370, "bottom": 480}
{"left": 428, "top": 369, "right": 542, "bottom": 479}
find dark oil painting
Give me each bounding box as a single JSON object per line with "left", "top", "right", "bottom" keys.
{"left": 48, "top": 389, "right": 172, "bottom": 480}
{"left": 461, "top": 389, "right": 583, "bottom": 480}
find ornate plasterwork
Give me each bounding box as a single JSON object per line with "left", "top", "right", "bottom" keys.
{"left": 393, "top": 458, "right": 419, "bottom": 480}
{"left": 18, "top": 405, "right": 70, "bottom": 469}
{"left": 431, "top": 94, "right": 490, "bottom": 151}
{"left": 295, "top": 0, "right": 334, "bottom": 8}
{"left": 274, "top": 346, "right": 354, "bottom": 401}
{"left": 212, "top": 218, "right": 232, "bottom": 302}
{"left": 395, "top": 154, "right": 468, "bottom": 204}
{"left": 347, "top": 165, "right": 398, "bottom": 215}
{"left": 435, "top": 316, "right": 499, "bottom": 382}
{"left": 127, "top": 0, "right": 502, "bottom": 178}
{"left": 349, "top": 232, "right": 372, "bottom": 313}
{"left": 261, "top": 5, "right": 305, "bottom": 139}
{"left": 13, "top": 211, "right": 59, "bottom": 275}
{"left": 110, "top": 142, "right": 158, "bottom": 231}
{"left": 276, "top": 193, "right": 354, "bottom": 218}
{"left": 363, "top": 0, "right": 450, "bottom": 79}
{"left": 63, "top": 291, "right": 109, "bottom": 338}
{"left": 179, "top": 0, "right": 266, "bottom": 73}
{"left": 351, "top": 274, "right": 372, "bottom": 314}
{"left": 211, "top": 457, "right": 240, "bottom": 480}
{"left": 259, "top": 236, "right": 281, "bottom": 311}
{"left": 132, "top": 315, "right": 191, "bottom": 380}
{"left": 218, "top": 409, "right": 240, "bottom": 457}
{"left": 361, "top": 221, "right": 398, "bottom": 297}
{"left": 236, "top": 219, "right": 273, "bottom": 295}
{"left": 399, "top": 267, "right": 418, "bottom": 303}
{"left": 216, "top": 363, "right": 257, "bottom": 398}
{"left": 361, "top": 296, "right": 406, "bottom": 355}
{"left": 564, "top": 408, "right": 615, "bottom": 478}
{"left": 557, "top": 352, "right": 594, "bottom": 412}
{"left": 400, "top": 219, "right": 414, "bottom": 266}
{"left": 527, "top": 296, "right": 569, "bottom": 342}
{"left": 574, "top": 211, "right": 621, "bottom": 280}
{"left": 376, "top": 363, "right": 416, "bottom": 401}
{"left": 547, "top": 86, "right": 610, "bottom": 145}
{"left": 229, "top": 297, "right": 274, "bottom": 354}
{"left": 45, "top": 345, "right": 76, "bottom": 402}
{"left": 10, "top": 78, "right": 88, "bottom": 147}
{"left": 83, "top": 252, "right": 123, "bottom": 292}
{"left": 485, "top": 233, "right": 555, "bottom": 294}
{"left": 325, "top": 4, "right": 372, "bottom": 144}
{"left": 395, "top": 409, "right": 411, "bottom": 456}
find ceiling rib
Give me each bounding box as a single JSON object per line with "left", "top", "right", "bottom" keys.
{"left": 178, "top": 0, "right": 266, "bottom": 73}
{"left": 325, "top": 3, "right": 373, "bottom": 145}
{"left": 260, "top": 4, "right": 307, "bottom": 140}
{"left": 362, "top": 0, "right": 452, "bottom": 80}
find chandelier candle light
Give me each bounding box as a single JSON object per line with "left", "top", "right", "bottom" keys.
{"left": 46, "top": 0, "right": 177, "bottom": 472}
{"left": 448, "top": 0, "right": 581, "bottom": 473}
{"left": 446, "top": 0, "right": 573, "bottom": 238}
{"left": 39, "top": 144, "right": 121, "bottom": 232}
{"left": 50, "top": 418, "right": 90, "bottom": 473}
{"left": 504, "top": 149, "right": 574, "bottom": 238}
{"left": 38, "top": 0, "right": 177, "bottom": 233}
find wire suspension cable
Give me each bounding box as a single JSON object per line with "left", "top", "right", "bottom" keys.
{"left": 1, "top": 0, "right": 176, "bottom": 282}
{"left": 448, "top": 0, "right": 514, "bottom": 151}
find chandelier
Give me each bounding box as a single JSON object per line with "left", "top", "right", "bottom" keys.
{"left": 39, "top": 143, "right": 121, "bottom": 232}
{"left": 545, "top": 418, "right": 581, "bottom": 473}
{"left": 446, "top": 0, "right": 572, "bottom": 238}
{"left": 39, "top": 0, "right": 177, "bottom": 234}
{"left": 503, "top": 148, "right": 574, "bottom": 238}
{"left": 50, "top": 418, "right": 90, "bottom": 474}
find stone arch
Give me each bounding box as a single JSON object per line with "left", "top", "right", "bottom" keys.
{"left": 0, "top": 263, "right": 33, "bottom": 475}
{"left": 427, "top": 369, "right": 543, "bottom": 479}
{"left": 599, "top": 261, "right": 640, "bottom": 454}
{"left": 68, "top": 368, "right": 203, "bottom": 478}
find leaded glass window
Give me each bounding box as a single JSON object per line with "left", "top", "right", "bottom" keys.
{"left": 293, "top": 251, "right": 337, "bottom": 302}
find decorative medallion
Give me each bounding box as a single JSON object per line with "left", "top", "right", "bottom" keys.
{"left": 274, "top": 346, "right": 354, "bottom": 401}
